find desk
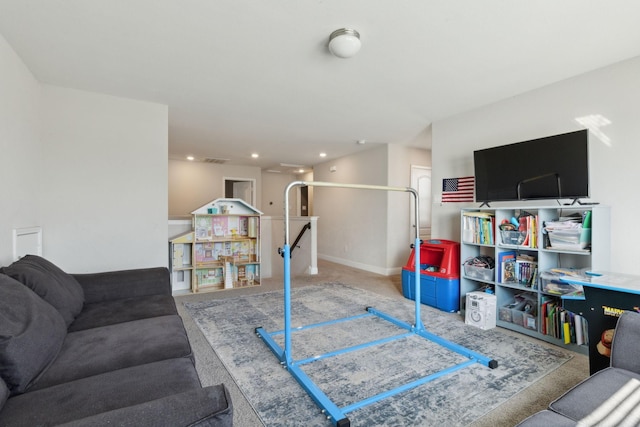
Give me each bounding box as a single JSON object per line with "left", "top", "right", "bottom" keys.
{"left": 561, "top": 272, "right": 640, "bottom": 375}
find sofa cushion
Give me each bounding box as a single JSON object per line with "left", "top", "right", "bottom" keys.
{"left": 56, "top": 385, "right": 233, "bottom": 427}
{"left": 68, "top": 294, "right": 178, "bottom": 332}
{"left": 0, "top": 358, "right": 221, "bottom": 426}
{"left": 549, "top": 366, "right": 640, "bottom": 421}
{"left": 31, "top": 315, "right": 192, "bottom": 390}
{"left": 0, "top": 274, "right": 67, "bottom": 395}
{"left": 0, "top": 377, "right": 8, "bottom": 411}
{"left": 1, "top": 255, "right": 84, "bottom": 327}
{"left": 73, "top": 267, "right": 172, "bottom": 303}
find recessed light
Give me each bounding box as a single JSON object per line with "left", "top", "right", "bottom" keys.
{"left": 357, "top": 139, "right": 366, "bottom": 145}
{"left": 251, "top": 153, "right": 259, "bottom": 158}
{"left": 320, "top": 152, "right": 327, "bottom": 157}
{"left": 186, "top": 155, "right": 195, "bottom": 161}
{"left": 298, "top": 169, "right": 305, "bottom": 173}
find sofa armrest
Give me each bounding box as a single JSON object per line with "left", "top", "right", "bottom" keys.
{"left": 57, "top": 384, "right": 233, "bottom": 427}
{"left": 610, "top": 311, "right": 640, "bottom": 373}
{"left": 72, "top": 267, "right": 172, "bottom": 304}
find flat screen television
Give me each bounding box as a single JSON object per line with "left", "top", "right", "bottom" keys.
{"left": 473, "top": 129, "right": 589, "bottom": 204}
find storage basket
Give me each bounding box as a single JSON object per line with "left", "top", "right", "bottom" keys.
{"left": 547, "top": 228, "right": 590, "bottom": 250}
{"left": 464, "top": 264, "right": 494, "bottom": 281}
{"left": 500, "top": 230, "right": 527, "bottom": 246}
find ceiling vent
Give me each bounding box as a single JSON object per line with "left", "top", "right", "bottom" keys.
{"left": 202, "top": 158, "right": 229, "bottom": 164}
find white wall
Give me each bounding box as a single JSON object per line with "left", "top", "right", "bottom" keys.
{"left": 0, "top": 34, "right": 42, "bottom": 266}
{"left": 40, "top": 86, "right": 168, "bottom": 272}
{"left": 260, "top": 171, "right": 298, "bottom": 216}
{"left": 311, "top": 144, "right": 431, "bottom": 275}
{"left": 0, "top": 31, "right": 169, "bottom": 273}
{"left": 261, "top": 216, "right": 315, "bottom": 279}
{"left": 387, "top": 145, "right": 432, "bottom": 269}
{"left": 431, "top": 55, "right": 640, "bottom": 274}
{"left": 313, "top": 145, "right": 389, "bottom": 273}
{"left": 168, "top": 160, "right": 262, "bottom": 217}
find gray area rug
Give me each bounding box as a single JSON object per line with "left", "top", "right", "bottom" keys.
{"left": 184, "top": 283, "right": 572, "bottom": 426}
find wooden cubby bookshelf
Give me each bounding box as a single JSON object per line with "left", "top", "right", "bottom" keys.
{"left": 460, "top": 205, "right": 610, "bottom": 353}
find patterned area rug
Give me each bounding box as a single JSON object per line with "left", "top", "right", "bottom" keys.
{"left": 184, "top": 283, "right": 572, "bottom": 426}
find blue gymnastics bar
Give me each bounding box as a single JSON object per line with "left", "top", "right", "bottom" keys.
{"left": 255, "top": 181, "right": 497, "bottom": 427}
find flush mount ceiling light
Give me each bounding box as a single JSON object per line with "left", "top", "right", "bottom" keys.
{"left": 328, "top": 28, "right": 361, "bottom": 58}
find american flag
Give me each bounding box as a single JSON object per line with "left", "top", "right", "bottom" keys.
{"left": 442, "top": 176, "right": 475, "bottom": 203}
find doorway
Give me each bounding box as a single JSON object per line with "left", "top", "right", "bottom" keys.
{"left": 223, "top": 177, "right": 256, "bottom": 207}
{"left": 300, "top": 186, "right": 309, "bottom": 216}
{"left": 410, "top": 165, "right": 431, "bottom": 239}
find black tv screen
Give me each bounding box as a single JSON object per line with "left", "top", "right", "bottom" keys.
{"left": 474, "top": 129, "right": 589, "bottom": 203}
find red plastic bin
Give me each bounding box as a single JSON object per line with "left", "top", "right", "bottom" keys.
{"left": 403, "top": 239, "right": 460, "bottom": 278}
{"left": 401, "top": 239, "right": 460, "bottom": 312}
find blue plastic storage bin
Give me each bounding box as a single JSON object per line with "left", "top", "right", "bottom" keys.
{"left": 401, "top": 270, "right": 460, "bottom": 312}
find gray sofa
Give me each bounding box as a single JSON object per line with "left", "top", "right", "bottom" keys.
{"left": 517, "top": 310, "right": 640, "bottom": 426}
{"left": 0, "top": 255, "right": 232, "bottom": 426}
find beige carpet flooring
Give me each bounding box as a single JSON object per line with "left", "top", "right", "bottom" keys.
{"left": 175, "top": 260, "right": 589, "bottom": 427}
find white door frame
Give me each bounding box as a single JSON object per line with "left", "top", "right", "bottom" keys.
{"left": 223, "top": 177, "right": 256, "bottom": 207}
{"left": 410, "top": 165, "right": 432, "bottom": 239}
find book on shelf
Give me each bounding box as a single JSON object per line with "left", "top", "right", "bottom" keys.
{"left": 575, "top": 314, "right": 586, "bottom": 345}
{"left": 515, "top": 254, "right": 537, "bottom": 287}
{"left": 462, "top": 211, "right": 495, "bottom": 245}
{"left": 541, "top": 297, "right": 557, "bottom": 336}
{"left": 561, "top": 310, "right": 571, "bottom": 344}
{"left": 549, "top": 304, "right": 559, "bottom": 338}
{"left": 541, "top": 300, "right": 586, "bottom": 345}
{"left": 568, "top": 311, "right": 577, "bottom": 344}
{"left": 502, "top": 258, "right": 517, "bottom": 283}
{"left": 497, "top": 250, "right": 516, "bottom": 283}
{"left": 519, "top": 213, "right": 538, "bottom": 248}
{"left": 529, "top": 267, "right": 538, "bottom": 290}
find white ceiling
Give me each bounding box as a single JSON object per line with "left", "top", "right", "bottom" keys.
{"left": 2, "top": 1, "right": 640, "bottom": 173}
